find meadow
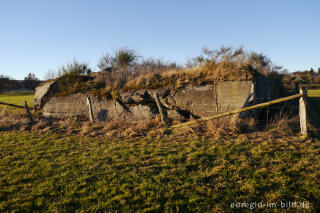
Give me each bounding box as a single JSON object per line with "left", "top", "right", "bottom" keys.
{"left": 308, "top": 89, "right": 320, "bottom": 121}
{"left": 0, "top": 90, "right": 320, "bottom": 212}
{"left": 0, "top": 131, "right": 319, "bottom": 212}
{"left": 307, "top": 89, "right": 320, "bottom": 97}
{"left": 0, "top": 92, "right": 34, "bottom": 111}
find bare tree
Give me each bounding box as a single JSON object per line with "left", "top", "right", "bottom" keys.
{"left": 44, "top": 69, "right": 57, "bottom": 80}
{"left": 97, "top": 48, "right": 139, "bottom": 72}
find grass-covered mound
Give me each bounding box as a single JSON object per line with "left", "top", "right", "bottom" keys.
{"left": 123, "top": 64, "right": 256, "bottom": 91}
{"left": 52, "top": 47, "right": 281, "bottom": 97}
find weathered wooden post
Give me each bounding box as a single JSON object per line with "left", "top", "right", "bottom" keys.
{"left": 153, "top": 92, "right": 168, "bottom": 127}
{"left": 299, "top": 87, "right": 307, "bottom": 136}
{"left": 87, "top": 97, "right": 94, "bottom": 122}
{"left": 24, "top": 101, "right": 34, "bottom": 123}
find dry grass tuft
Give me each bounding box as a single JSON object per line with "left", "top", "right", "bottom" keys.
{"left": 0, "top": 105, "right": 301, "bottom": 140}
{"left": 123, "top": 64, "right": 254, "bottom": 91}
{"left": 265, "top": 111, "right": 300, "bottom": 136}
{"left": 0, "top": 107, "right": 30, "bottom": 131}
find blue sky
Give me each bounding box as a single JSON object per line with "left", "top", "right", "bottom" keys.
{"left": 0, "top": 0, "right": 319, "bottom": 80}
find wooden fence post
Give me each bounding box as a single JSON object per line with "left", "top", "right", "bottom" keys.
{"left": 87, "top": 97, "right": 94, "bottom": 122}
{"left": 24, "top": 101, "right": 34, "bottom": 123}
{"left": 299, "top": 87, "right": 307, "bottom": 136}
{"left": 153, "top": 92, "right": 168, "bottom": 127}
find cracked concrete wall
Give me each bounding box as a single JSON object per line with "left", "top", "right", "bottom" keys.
{"left": 217, "top": 81, "right": 254, "bottom": 113}
{"left": 43, "top": 94, "right": 158, "bottom": 121}
{"left": 40, "top": 78, "right": 275, "bottom": 122}
{"left": 34, "top": 80, "right": 59, "bottom": 108}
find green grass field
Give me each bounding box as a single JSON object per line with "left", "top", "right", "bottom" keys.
{"left": 308, "top": 89, "right": 320, "bottom": 98}
{"left": 0, "top": 91, "right": 320, "bottom": 211}
{"left": 0, "top": 92, "right": 34, "bottom": 111}
{"left": 0, "top": 132, "right": 319, "bottom": 212}
{"left": 308, "top": 89, "right": 320, "bottom": 119}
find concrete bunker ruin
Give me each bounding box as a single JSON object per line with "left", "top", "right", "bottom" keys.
{"left": 34, "top": 74, "right": 278, "bottom": 123}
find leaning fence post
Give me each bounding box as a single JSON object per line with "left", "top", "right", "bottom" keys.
{"left": 153, "top": 92, "right": 168, "bottom": 127}
{"left": 299, "top": 87, "right": 307, "bottom": 136}
{"left": 87, "top": 97, "right": 94, "bottom": 122}
{"left": 24, "top": 101, "right": 34, "bottom": 123}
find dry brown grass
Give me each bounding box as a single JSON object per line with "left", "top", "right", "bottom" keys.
{"left": 0, "top": 107, "right": 30, "bottom": 131}
{"left": 0, "top": 106, "right": 301, "bottom": 141}
{"left": 123, "top": 63, "right": 254, "bottom": 91}
{"left": 265, "top": 111, "right": 300, "bottom": 136}
{"left": 160, "top": 116, "right": 258, "bottom": 140}
{"left": 123, "top": 47, "right": 279, "bottom": 91}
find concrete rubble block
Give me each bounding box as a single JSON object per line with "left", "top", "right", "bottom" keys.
{"left": 217, "top": 81, "right": 254, "bottom": 113}
{"left": 34, "top": 80, "right": 59, "bottom": 109}
{"left": 129, "top": 105, "right": 158, "bottom": 121}
{"left": 90, "top": 96, "right": 132, "bottom": 121}
{"left": 43, "top": 93, "right": 158, "bottom": 122}
{"left": 131, "top": 89, "right": 153, "bottom": 103}
{"left": 173, "top": 85, "right": 217, "bottom": 117}
{"left": 152, "top": 88, "right": 171, "bottom": 98}
{"left": 119, "top": 92, "right": 133, "bottom": 104}
{"left": 167, "top": 110, "right": 188, "bottom": 122}
{"left": 43, "top": 94, "right": 88, "bottom": 118}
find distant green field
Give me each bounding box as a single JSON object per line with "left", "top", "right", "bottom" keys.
{"left": 308, "top": 89, "right": 320, "bottom": 110}
{"left": 308, "top": 89, "right": 320, "bottom": 98}
{"left": 0, "top": 92, "right": 34, "bottom": 111}
{"left": 307, "top": 89, "right": 320, "bottom": 123}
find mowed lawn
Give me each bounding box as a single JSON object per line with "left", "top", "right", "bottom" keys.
{"left": 0, "top": 92, "right": 34, "bottom": 111}
{"left": 0, "top": 132, "right": 319, "bottom": 212}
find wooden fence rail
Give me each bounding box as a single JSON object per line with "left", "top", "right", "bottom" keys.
{"left": 0, "top": 88, "right": 310, "bottom": 135}
{"left": 170, "top": 88, "right": 308, "bottom": 135}
{"left": 0, "top": 101, "right": 26, "bottom": 109}
{"left": 0, "top": 101, "right": 34, "bottom": 123}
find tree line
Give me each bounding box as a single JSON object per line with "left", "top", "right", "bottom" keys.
{"left": 0, "top": 73, "right": 41, "bottom": 93}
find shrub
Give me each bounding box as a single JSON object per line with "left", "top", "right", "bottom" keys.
{"left": 97, "top": 47, "right": 139, "bottom": 72}
{"left": 138, "top": 58, "right": 180, "bottom": 74}
{"left": 97, "top": 48, "right": 180, "bottom": 90}
{"left": 58, "top": 60, "right": 92, "bottom": 77}
{"left": 56, "top": 60, "right": 94, "bottom": 96}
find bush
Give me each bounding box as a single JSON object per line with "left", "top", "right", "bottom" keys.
{"left": 97, "top": 48, "right": 139, "bottom": 72}
{"left": 58, "top": 60, "right": 92, "bottom": 77}
{"left": 97, "top": 48, "right": 180, "bottom": 89}
{"left": 56, "top": 60, "right": 94, "bottom": 96}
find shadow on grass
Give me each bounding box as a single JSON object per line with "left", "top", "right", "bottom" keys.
{"left": 0, "top": 123, "right": 32, "bottom": 132}
{"left": 307, "top": 97, "right": 320, "bottom": 138}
